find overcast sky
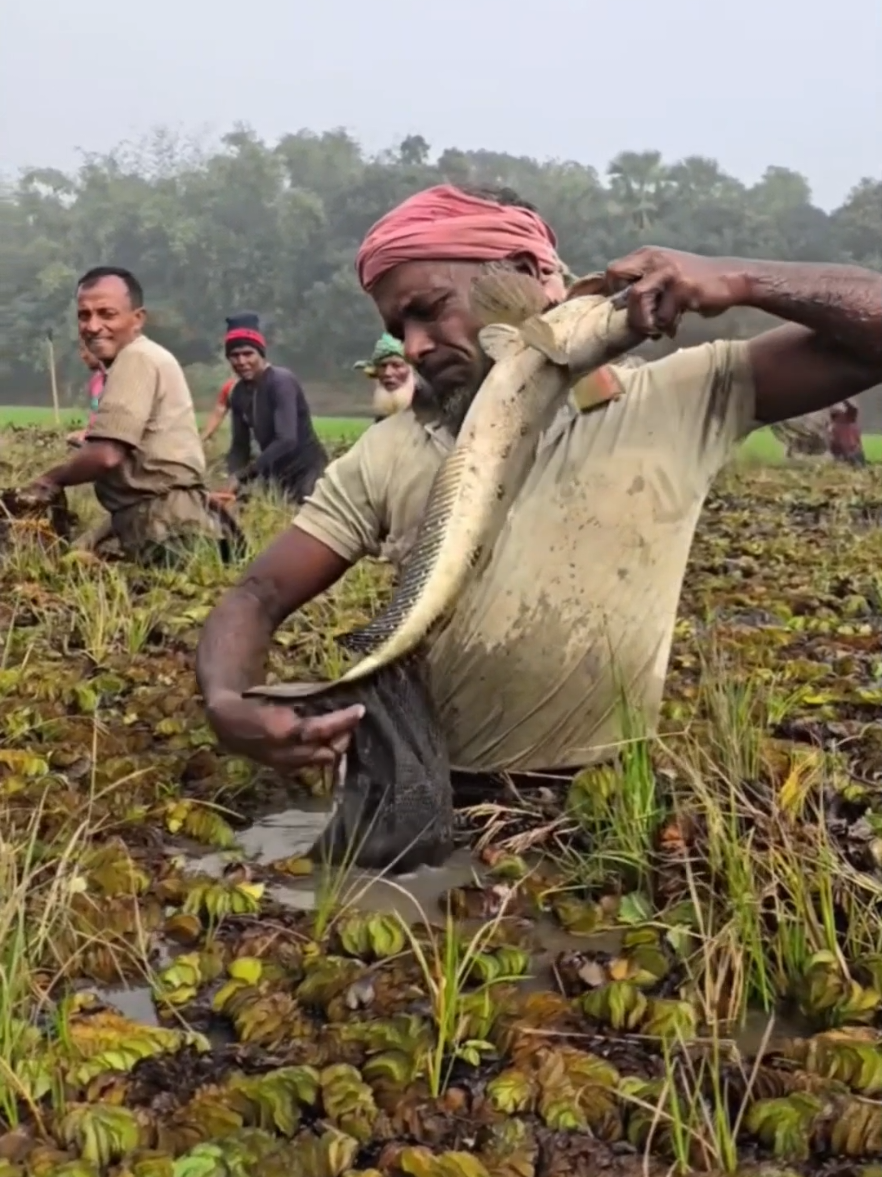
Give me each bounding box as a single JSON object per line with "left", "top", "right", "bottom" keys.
{"left": 2, "top": 0, "right": 879, "bottom": 210}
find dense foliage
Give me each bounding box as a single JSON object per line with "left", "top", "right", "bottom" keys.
{"left": 1, "top": 125, "right": 880, "bottom": 405}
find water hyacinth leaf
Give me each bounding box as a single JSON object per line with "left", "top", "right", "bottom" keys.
{"left": 163, "top": 800, "right": 237, "bottom": 848}
{"left": 745, "top": 1094, "right": 822, "bottom": 1161}
{"left": 616, "top": 892, "right": 653, "bottom": 925}
{"left": 228, "top": 957, "right": 263, "bottom": 985}
{"left": 486, "top": 1068, "right": 536, "bottom": 1114}
{"left": 336, "top": 912, "right": 406, "bottom": 961}
{"left": 58, "top": 1104, "right": 144, "bottom": 1169}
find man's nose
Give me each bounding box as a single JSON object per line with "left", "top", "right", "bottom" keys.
{"left": 403, "top": 324, "right": 434, "bottom": 366}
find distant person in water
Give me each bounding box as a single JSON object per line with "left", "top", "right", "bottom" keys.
{"left": 202, "top": 376, "right": 236, "bottom": 444}
{"left": 354, "top": 333, "right": 419, "bottom": 421}
{"left": 224, "top": 313, "right": 328, "bottom": 503}
{"left": 829, "top": 400, "right": 866, "bottom": 466}
{"left": 25, "top": 266, "right": 241, "bottom": 565}
{"left": 66, "top": 341, "right": 106, "bottom": 448}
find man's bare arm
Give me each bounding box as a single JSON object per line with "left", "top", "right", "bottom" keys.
{"left": 38, "top": 439, "right": 126, "bottom": 488}
{"left": 742, "top": 262, "right": 882, "bottom": 424}
{"left": 195, "top": 527, "right": 351, "bottom": 706}
{"left": 602, "top": 249, "right": 882, "bottom": 426}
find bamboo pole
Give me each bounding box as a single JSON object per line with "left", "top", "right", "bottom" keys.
{"left": 45, "top": 330, "right": 60, "bottom": 426}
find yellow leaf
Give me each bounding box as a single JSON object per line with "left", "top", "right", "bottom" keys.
{"left": 229, "top": 957, "right": 263, "bottom": 985}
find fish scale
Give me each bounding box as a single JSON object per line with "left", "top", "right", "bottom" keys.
{"left": 340, "top": 446, "right": 476, "bottom": 653}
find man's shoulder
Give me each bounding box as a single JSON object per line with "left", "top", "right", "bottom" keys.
{"left": 267, "top": 365, "right": 302, "bottom": 391}
{"left": 326, "top": 411, "right": 434, "bottom": 483}
{"left": 621, "top": 339, "right": 751, "bottom": 395}
{"left": 121, "top": 334, "right": 180, "bottom": 370}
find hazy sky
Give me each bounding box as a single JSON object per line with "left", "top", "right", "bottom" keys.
{"left": 2, "top": 0, "right": 879, "bottom": 210}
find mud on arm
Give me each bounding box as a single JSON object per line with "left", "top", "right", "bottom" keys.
{"left": 743, "top": 262, "right": 882, "bottom": 425}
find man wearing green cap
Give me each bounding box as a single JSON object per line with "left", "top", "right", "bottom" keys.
{"left": 355, "top": 334, "right": 419, "bottom": 421}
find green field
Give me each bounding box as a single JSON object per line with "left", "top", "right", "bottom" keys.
{"left": 2, "top": 404, "right": 880, "bottom": 464}
{"left": 0, "top": 405, "right": 369, "bottom": 443}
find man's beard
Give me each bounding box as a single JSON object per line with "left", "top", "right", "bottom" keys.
{"left": 418, "top": 353, "right": 492, "bottom": 437}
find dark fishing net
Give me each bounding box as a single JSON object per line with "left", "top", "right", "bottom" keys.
{"left": 298, "top": 654, "right": 454, "bottom": 874}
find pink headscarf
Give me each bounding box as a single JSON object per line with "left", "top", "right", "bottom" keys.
{"left": 356, "top": 184, "right": 566, "bottom": 298}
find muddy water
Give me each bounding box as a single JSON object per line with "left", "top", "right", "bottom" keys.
{"left": 186, "top": 803, "right": 614, "bottom": 962}
{"left": 103, "top": 802, "right": 803, "bottom": 1054}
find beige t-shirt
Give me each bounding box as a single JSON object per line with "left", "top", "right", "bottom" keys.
{"left": 296, "top": 341, "right": 757, "bottom": 773}
{"left": 87, "top": 335, "right": 207, "bottom": 514}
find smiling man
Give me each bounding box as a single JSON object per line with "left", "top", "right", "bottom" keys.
{"left": 223, "top": 313, "right": 328, "bottom": 503}
{"left": 28, "top": 266, "right": 237, "bottom": 566}
{"left": 196, "top": 184, "right": 882, "bottom": 869}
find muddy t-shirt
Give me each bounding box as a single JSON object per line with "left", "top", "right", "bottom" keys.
{"left": 86, "top": 335, "right": 206, "bottom": 514}
{"left": 295, "top": 341, "right": 757, "bottom": 774}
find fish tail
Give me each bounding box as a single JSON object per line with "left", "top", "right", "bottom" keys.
{"left": 470, "top": 267, "right": 550, "bottom": 328}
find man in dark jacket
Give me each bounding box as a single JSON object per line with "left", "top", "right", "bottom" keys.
{"left": 224, "top": 313, "right": 328, "bottom": 502}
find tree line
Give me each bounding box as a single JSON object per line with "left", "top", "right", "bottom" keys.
{"left": 1, "top": 125, "right": 880, "bottom": 411}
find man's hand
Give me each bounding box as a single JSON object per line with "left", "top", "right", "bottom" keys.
{"left": 205, "top": 690, "right": 364, "bottom": 771}
{"left": 66, "top": 429, "right": 87, "bottom": 449}
{"left": 23, "top": 475, "right": 59, "bottom": 506}
{"left": 604, "top": 247, "right": 751, "bottom": 339}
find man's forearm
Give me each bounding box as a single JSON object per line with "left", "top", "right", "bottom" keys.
{"left": 195, "top": 586, "right": 276, "bottom": 703}
{"left": 43, "top": 441, "right": 122, "bottom": 488}
{"left": 740, "top": 261, "right": 882, "bottom": 366}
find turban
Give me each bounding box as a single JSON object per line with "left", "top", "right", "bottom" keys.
{"left": 354, "top": 332, "right": 407, "bottom": 377}
{"left": 356, "top": 184, "right": 565, "bottom": 297}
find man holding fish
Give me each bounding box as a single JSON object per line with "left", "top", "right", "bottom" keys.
{"left": 197, "top": 184, "right": 882, "bottom": 867}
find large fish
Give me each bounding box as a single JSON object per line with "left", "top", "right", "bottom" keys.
{"left": 247, "top": 271, "right": 640, "bottom": 703}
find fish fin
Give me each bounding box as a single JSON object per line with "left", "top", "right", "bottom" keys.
{"left": 518, "top": 316, "right": 570, "bottom": 365}
{"left": 565, "top": 272, "right": 608, "bottom": 301}
{"left": 477, "top": 323, "right": 525, "bottom": 363}
{"left": 571, "top": 365, "right": 626, "bottom": 413}
{"left": 470, "top": 268, "right": 550, "bottom": 328}
{"left": 243, "top": 681, "right": 334, "bottom": 701}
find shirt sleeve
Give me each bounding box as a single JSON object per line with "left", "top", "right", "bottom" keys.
{"left": 295, "top": 430, "right": 385, "bottom": 563}
{"left": 86, "top": 345, "right": 158, "bottom": 447}
{"left": 636, "top": 339, "right": 757, "bottom": 477}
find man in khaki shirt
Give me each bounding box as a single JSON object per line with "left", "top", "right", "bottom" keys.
{"left": 28, "top": 266, "right": 239, "bottom": 566}
{"left": 196, "top": 183, "right": 882, "bottom": 865}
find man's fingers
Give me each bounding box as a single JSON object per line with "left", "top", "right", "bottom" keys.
{"left": 298, "top": 705, "right": 365, "bottom": 743}
{"left": 273, "top": 744, "right": 340, "bottom": 769}
{"left": 624, "top": 272, "right": 672, "bottom": 337}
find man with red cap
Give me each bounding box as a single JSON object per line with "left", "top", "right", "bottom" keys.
{"left": 222, "top": 313, "right": 327, "bottom": 503}
{"left": 197, "top": 183, "right": 882, "bottom": 867}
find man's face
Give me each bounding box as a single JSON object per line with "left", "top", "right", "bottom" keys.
{"left": 228, "top": 346, "right": 265, "bottom": 382}
{"left": 376, "top": 356, "right": 412, "bottom": 391}
{"left": 77, "top": 276, "right": 145, "bottom": 363}
{"left": 371, "top": 261, "right": 492, "bottom": 415}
